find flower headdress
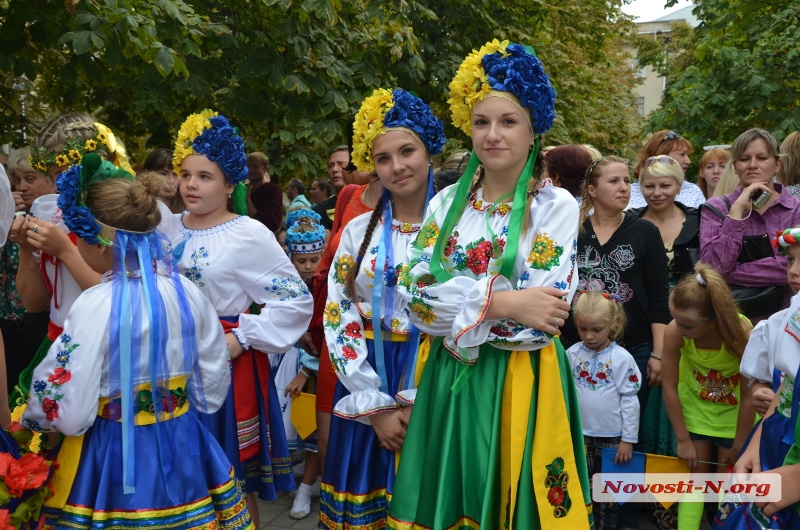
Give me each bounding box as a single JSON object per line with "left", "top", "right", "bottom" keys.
{"left": 351, "top": 88, "right": 446, "bottom": 172}
{"left": 448, "top": 39, "right": 556, "bottom": 137}
{"left": 774, "top": 228, "right": 800, "bottom": 254}
{"left": 286, "top": 208, "right": 325, "bottom": 255}
{"left": 57, "top": 153, "right": 136, "bottom": 246}
{"left": 29, "top": 122, "right": 133, "bottom": 175}
{"left": 173, "top": 110, "right": 249, "bottom": 185}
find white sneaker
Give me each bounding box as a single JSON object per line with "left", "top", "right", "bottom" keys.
{"left": 289, "top": 490, "right": 312, "bottom": 519}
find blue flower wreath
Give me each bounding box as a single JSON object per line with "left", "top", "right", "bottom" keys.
{"left": 191, "top": 116, "right": 249, "bottom": 185}
{"left": 57, "top": 153, "right": 134, "bottom": 245}
{"left": 286, "top": 208, "right": 326, "bottom": 255}
{"left": 481, "top": 43, "right": 556, "bottom": 135}
{"left": 384, "top": 90, "right": 446, "bottom": 157}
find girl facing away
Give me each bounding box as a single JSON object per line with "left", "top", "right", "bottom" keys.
{"left": 22, "top": 155, "right": 252, "bottom": 529}
{"left": 662, "top": 263, "right": 754, "bottom": 530}
{"left": 568, "top": 291, "right": 641, "bottom": 530}
{"left": 320, "top": 88, "right": 445, "bottom": 529}
{"left": 169, "top": 110, "right": 313, "bottom": 526}
{"left": 389, "top": 40, "right": 591, "bottom": 529}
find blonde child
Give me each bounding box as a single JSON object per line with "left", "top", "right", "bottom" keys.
{"left": 274, "top": 208, "right": 325, "bottom": 519}
{"left": 567, "top": 291, "right": 641, "bottom": 530}
{"left": 662, "top": 263, "right": 754, "bottom": 529}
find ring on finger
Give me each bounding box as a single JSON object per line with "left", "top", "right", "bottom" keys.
{"left": 560, "top": 309, "right": 565, "bottom": 319}
{"left": 9, "top": 233, "right": 17, "bottom": 238}
{"left": 30, "top": 225, "right": 38, "bottom": 233}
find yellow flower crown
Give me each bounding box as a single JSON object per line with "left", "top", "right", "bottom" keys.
{"left": 28, "top": 122, "right": 133, "bottom": 175}
{"left": 172, "top": 109, "right": 218, "bottom": 172}
{"left": 351, "top": 88, "right": 395, "bottom": 172}
{"left": 448, "top": 39, "right": 509, "bottom": 136}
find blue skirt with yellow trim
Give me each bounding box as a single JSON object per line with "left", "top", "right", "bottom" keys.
{"left": 319, "top": 337, "right": 416, "bottom": 529}
{"left": 44, "top": 410, "right": 253, "bottom": 530}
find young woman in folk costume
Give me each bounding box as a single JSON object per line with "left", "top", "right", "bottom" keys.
{"left": 9, "top": 114, "right": 134, "bottom": 410}
{"left": 169, "top": 110, "right": 313, "bottom": 526}
{"left": 21, "top": 156, "right": 252, "bottom": 529}
{"left": 388, "top": 40, "right": 592, "bottom": 529}
{"left": 320, "top": 88, "right": 445, "bottom": 529}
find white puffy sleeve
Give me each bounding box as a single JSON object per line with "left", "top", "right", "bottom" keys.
{"left": 611, "top": 345, "right": 642, "bottom": 444}
{"left": 325, "top": 216, "right": 397, "bottom": 423}
{"left": 180, "top": 276, "right": 231, "bottom": 413}
{"left": 231, "top": 221, "right": 313, "bottom": 353}
{"left": 22, "top": 285, "right": 108, "bottom": 436}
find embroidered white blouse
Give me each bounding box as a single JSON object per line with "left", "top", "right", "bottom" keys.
{"left": 22, "top": 272, "right": 230, "bottom": 436}
{"left": 566, "top": 341, "right": 641, "bottom": 442}
{"left": 401, "top": 181, "right": 579, "bottom": 363}
{"left": 172, "top": 215, "right": 313, "bottom": 353}
{"left": 324, "top": 213, "right": 421, "bottom": 421}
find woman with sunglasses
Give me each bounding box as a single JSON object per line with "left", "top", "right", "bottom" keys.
{"left": 575, "top": 155, "right": 671, "bottom": 530}
{"left": 629, "top": 130, "right": 706, "bottom": 209}
{"left": 700, "top": 128, "right": 800, "bottom": 322}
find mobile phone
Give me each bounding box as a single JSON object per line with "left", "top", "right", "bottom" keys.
{"left": 750, "top": 189, "right": 770, "bottom": 209}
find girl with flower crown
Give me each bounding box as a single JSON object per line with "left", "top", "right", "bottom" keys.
{"left": 9, "top": 115, "right": 135, "bottom": 411}
{"left": 21, "top": 155, "right": 252, "bottom": 529}
{"left": 319, "top": 88, "right": 445, "bottom": 529}
{"left": 167, "top": 110, "right": 312, "bottom": 526}
{"left": 388, "top": 40, "right": 591, "bottom": 530}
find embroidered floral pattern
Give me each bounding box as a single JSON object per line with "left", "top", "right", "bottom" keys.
{"left": 692, "top": 368, "right": 739, "bottom": 405}
{"left": 608, "top": 244, "right": 635, "bottom": 271}
{"left": 184, "top": 246, "right": 210, "bottom": 287}
{"left": 544, "top": 457, "right": 572, "bottom": 518}
{"left": 324, "top": 302, "right": 341, "bottom": 330}
{"left": 465, "top": 239, "right": 494, "bottom": 275}
{"left": 31, "top": 334, "right": 79, "bottom": 422}
{"left": 470, "top": 194, "right": 512, "bottom": 216}
{"left": 409, "top": 296, "right": 436, "bottom": 326}
{"left": 576, "top": 246, "right": 633, "bottom": 303}
{"left": 100, "top": 386, "right": 188, "bottom": 420}
{"left": 331, "top": 321, "right": 362, "bottom": 374}
{"left": 526, "top": 232, "right": 563, "bottom": 271}
{"left": 777, "top": 374, "right": 794, "bottom": 418}
{"left": 333, "top": 254, "right": 355, "bottom": 284}
{"left": 573, "top": 356, "right": 613, "bottom": 390}
{"left": 264, "top": 276, "right": 310, "bottom": 301}
{"left": 414, "top": 220, "right": 439, "bottom": 250}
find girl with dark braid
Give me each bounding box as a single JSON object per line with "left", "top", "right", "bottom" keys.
{"left": 320, "top": 88, "right": 445, "bottom": 529}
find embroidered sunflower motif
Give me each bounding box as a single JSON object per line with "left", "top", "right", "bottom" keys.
{"left": 333, "top": 254, "right": 355, "bottom": 284}
{"left": 527, "top": 232, "right": 563, "bottom": 270}
{"left": 324, "top": 302, "right": 341, "bottom": 329}
{"left": 410, "top": 297, "right": 436, "bottom": 326}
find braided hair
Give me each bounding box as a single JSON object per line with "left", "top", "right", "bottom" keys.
{"left": 344, "top": 198, "right": 383, "bottom": 300}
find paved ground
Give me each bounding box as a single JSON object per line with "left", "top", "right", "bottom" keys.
{"left": 258, "top": 491, "right": 320, "bottom": 530}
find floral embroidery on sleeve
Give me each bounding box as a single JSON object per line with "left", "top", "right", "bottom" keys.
{"left": 527, "top": 232, "right": 563, "bottom": 271}
{"left": 31, "top": 334, "right": 79, "bottom": 422}
{"left": 264, "top": 276, "right": 310, "bottom": 301}
{"left": 329, "top": 321, "right": 363, "bottom": 374}
{"left": 412, "top": 219, "right": 439, "bottom": 250}
{"left": 409, "top": 296, "right": 436, "bottom": 326}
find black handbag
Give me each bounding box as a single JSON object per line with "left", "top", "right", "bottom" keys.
{"left": 702, "top": 199, "right": 786, "bottom": 318}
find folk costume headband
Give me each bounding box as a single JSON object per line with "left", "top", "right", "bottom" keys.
{"left": 29, "top": 122, "right": 134, "bottom": 175}
{"left": 173, "top": 110, "right": 249, "bottom": 214}
{"left": 774, "top": 228, "right": 800, "bottom": 254}
{"left": 57, "top": 153, "right": 136, "bottom": 246}
{"left": 286, "top": 208, "right": 325, "bottom": 255}
{"left": 351, "top": 88, "right": 446, "bottom": 173}
{"left": 430, "top": 40, "right": 556, "bottom": 285}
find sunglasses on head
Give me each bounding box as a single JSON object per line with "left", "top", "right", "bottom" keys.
{"left": 703, "top": 144, "right": 731, "bottom": 151}
{"left": 643, "top": 155, "right": 678, "bottom": 168}
{"left": 586, "top": 155, "right": 608, "bottom": 181}
{"left": 659, "top": 131, "right": 682, "bottom": 144}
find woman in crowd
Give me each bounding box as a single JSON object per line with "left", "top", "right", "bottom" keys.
{"left": 576, "top": 155, "right": 671, "bottom": 529}
{"left": 309, "top": 178, "right": 333, "bottom": 206}
{"left": 700, "top": 128, "right": 800, "bottom": 321}
{"left": 143, "top": 147, "right": 184, "bottom": 213}
{"left": 545, "top": 144, "right": 594, "bottom": 200}
{"left": 698, "top": 145, "right": 730, "bottom": 199}
{"left": 170, "top": 110, "right": 313, "bottom": 526}
{"left": 629, "top": 130, "right": 705, "bottom": 209}
{"left": 320, "top": 87, "right": 444, "bottom": 529}
{"left": 1, "top": 148, "right": 54, "bottom": 394}
{"left": 22, "top": 156, "right": 252, "bottom": 529}
{"left": 390, "top": 40, "right": 591, "bottom": 529}
{"left": 778, "top": 131, "right": 800, "bottom": 200}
